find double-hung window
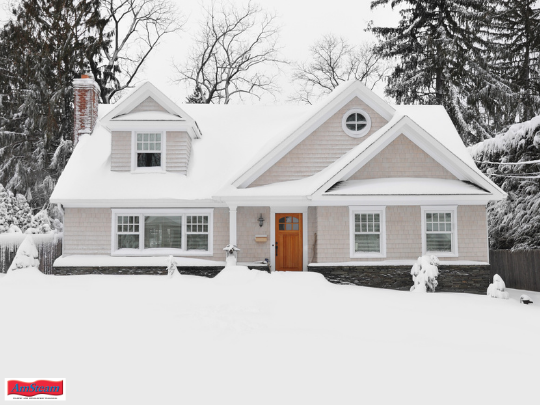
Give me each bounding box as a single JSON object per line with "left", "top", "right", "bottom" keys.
{"left": 349, "top": 206, "right": 386, "bottom": 258}
{"left": 112, "top": 209, "right": 213, "bottom": 256}
{"left": 422, "top": 206, "right": 458, "bottom": 257}
{"left": 135, "top": 132, "right": 163, "bottom": 170}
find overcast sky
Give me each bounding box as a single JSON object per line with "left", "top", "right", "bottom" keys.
{"left": 1, "top": 0, "right": 399, "bottom": 104}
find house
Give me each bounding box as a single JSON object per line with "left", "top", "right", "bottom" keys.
{"left": 50, "top": 74, "right": 506, "bottom": 293}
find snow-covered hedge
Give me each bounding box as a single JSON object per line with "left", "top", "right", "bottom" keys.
{"left": 410, "top": 255, "right": 439, "bottom": 293}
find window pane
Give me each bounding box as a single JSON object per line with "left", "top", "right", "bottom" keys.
{"left": 187, "top": 234, "right": 208, "bottom": 251}
{"left": 286, "top": 224, "right": 292, "bottom": 230}
{"left": 374, "top": 222, "right": 380, "bottom": 232}
{"left": 118, "top": 234, "right": 139, "bottom": 249}
{"left": 144, "top": 216, "right": 182, "bottom": 249}
{"left": 445, "top": 213, "right": 451, "bottom": 222}
{"left": 156, "top": 134, "right": 161, "bottom": 141}
{"left": 143, "top": 133, "right": 149, "bottom": 141}
{"left": 356, "top": 123, "right": 366, "bottom": 131}
{"left": 279, "top": 224, "right": 285, "bottom": 230}
{"left": 355, "top": 234, "right": 380, "bottom": 253}
{"left": 346, "top": 123, "right": 356, "bottom": 131}
{"left": 137, "top": 134, "right": 142, "bottom": 141}
{"left": 346, "top": 114, "right": 356, "bottom": 122}
{"left": 426, "top": 213, "right": 432, "bottom": 222}
{"left": 293, "top": 217, "right": 299, "bottom": 223}
{"left": 293, "top": 224, "right": 299, "bottom": 230}
{"left": 137, "top": 153, "right": 161, "bottom": 167}
{"left": 446, "top": 223, "right": 452, "bottom": 231}
{"left": 426, "top": 234, "right": 452, "bottom": 252}
{"left": 427, "top": 223, "right": 432, "bottom": 231}
{"left": 361, "top": 223, "right": 367, "bottom": 232}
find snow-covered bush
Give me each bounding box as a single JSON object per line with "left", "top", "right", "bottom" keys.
{"left": 410, "top": 255, "right": 440, "bottom": 293}
{"left": 167, "top": 255, "right": 178, "bottom": 278}
{"left": 8, "top": 235, "right": 39, "bottom": 272}
{"left": 0, "top": 185, "right": 32, "bottom": 233}
{"left": 8, "top": 225, "right": 22, "bottom": 233}
{"left": 26, "top": 210, "right": 52, "bottom": 234}
{"left": 223, "top": 244, "right": 240, "bottom": 267}
{"left": 487, "top": 274, "right": 509, "bottom": 299}
{"left": 0, "top": 185, "right": 11, "bottom": 233}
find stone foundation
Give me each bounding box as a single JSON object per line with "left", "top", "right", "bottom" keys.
{"left": 52, "top": 265, "right": 270, "bottom": 277}
{"left": 308, "top": 264, "right": 491, "bottom": 294}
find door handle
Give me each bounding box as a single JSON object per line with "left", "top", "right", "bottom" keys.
{"left": 275, "top": 242, "right": 278, "bottom": 257}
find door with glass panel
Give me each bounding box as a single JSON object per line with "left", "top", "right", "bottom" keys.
{"left": 275, "top": 213, "right": 303, "bottom": 271}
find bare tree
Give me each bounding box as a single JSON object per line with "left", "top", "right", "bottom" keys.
{"left": 90, "top": 0, "right": 185, "bottom": 103}
{"left": 290, "top": 34, "right": 391, "bottom": 104}
{"left": 174, "top": 0, "right": 285, "bottom": 104}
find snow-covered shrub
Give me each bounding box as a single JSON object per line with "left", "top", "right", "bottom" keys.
{"left": 8, "top": 225, "right": 22, "bottom": 233}
{"left": 0, "top": 185, "right": 10, "bottom": 233}
{"left": 8, "top": 235, "right": 39, "bottom": 272}
{"left": 167, "top": 255, "right": 178, "bottom": 278}
{"left": 410, "top": 255, "right": 440, "bottom": 293}
{"left": 9, "top": 192, "right": 32, "bottom": 232}
{"left": 520, "top": 294, "right": 533, "bottom": 305}
{"left": 26, "top": 210, "right": 52, "bottom": 234}
{"left": 223, "top": 244, "right": 240, "bottom": 267}
{"left": 487, "top": 274, "right": 509, "bottom": 299}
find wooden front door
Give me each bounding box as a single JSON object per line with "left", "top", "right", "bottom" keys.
{"left": 275, "top": 213, "right": 303, "bottom": 271}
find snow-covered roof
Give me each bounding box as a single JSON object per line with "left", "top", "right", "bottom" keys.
{"left": 51, "top": 80, "right": 505, "bottom": 206}
{"left": 51, "top": 103, "right": 311, "bottom": 206}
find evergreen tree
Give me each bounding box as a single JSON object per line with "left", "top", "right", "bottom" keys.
{"left": 0, "top": 184, "right": 9, "bottom": 233}
{"left": 370, "top": 0, "right": 501, "bottom": 144}
{"left": 0, "top": 0, "right": 108, "bottom": 211}
{"left": 490, "top": 1, "right": 540, "bottom": 123}
{"left": 471, "top": 115, "right": 540, "bottom": 250}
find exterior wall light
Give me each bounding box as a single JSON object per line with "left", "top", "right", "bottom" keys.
{"left": 258, "top": 213, "right": 264, "bottom": 227}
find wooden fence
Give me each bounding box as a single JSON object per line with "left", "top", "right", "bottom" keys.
{"left": 0, "top": 234, "right": 63, "bottom": 275}
{"left": 490, "top": 250, "right": 540, "bottom": 292}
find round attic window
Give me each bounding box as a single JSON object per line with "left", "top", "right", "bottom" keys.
{"left": 342, "top": 109, "right": 371, "bottom": 138}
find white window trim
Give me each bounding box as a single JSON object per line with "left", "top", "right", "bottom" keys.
{"left": 421, "top": 205, "right": 458, "bottom": 258}
{"left": 349, "top": 206, "right": 386, "bottom": 258}
{"left": 111, "top": 208, "right": 213, "bottom": 256}
{"left": 342, "top": 108, "right": 372, "bottom": 138}
{"left": 131, "top": 131, "right": 166, "bottom": 173}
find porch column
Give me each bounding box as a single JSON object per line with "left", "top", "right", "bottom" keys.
{"left": 229, "top": 205, "right": 237, "bottom": 245}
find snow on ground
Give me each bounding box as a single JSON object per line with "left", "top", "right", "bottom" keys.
{"left": 1, "top": 267, "right": 539, "bottom": 404}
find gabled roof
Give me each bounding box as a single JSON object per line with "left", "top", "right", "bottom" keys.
{"left": 101, "top": 82, "right": 202, "bottom": 138}
{"left": 231, "top": 80, "right": 396, "bottom": 188}
{"left": 216, "top": 106, "right": 506, "bottom": 203}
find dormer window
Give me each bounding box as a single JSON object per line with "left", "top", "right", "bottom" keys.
{"left": 137, "top": 133, "right": 162, "bottom": 167}
{"left": 131, "top": 132, "right": 166, "bottom": 172}
{"left": 342, "top": 108, "right": 372, "bottom": 138}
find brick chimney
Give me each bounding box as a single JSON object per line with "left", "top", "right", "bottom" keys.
{"left": 73, "top": 73, "right": 100, "bottom": 145}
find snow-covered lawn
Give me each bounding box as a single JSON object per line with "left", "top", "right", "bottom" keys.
{"left": 1, "top": 267, "right": 539, "bottom": 404}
